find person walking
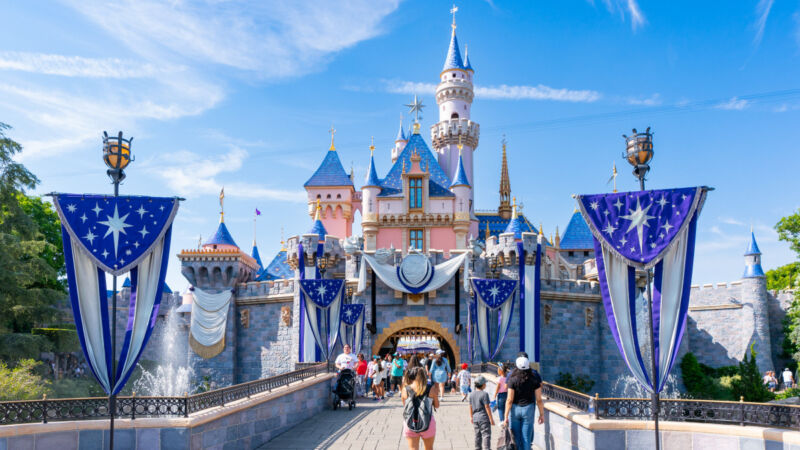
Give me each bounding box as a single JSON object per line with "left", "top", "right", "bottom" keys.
{"left": 334, "top": 344, "right": 357, "bottom": 371}
{"left": 429, "top": 353, "right": 451, "bottom": 402}
{"left": 383, "top": 354, "right": 393, "bottom": 393}
{"left": 468, "top": 375, "right": 494, "bottom": 450}
{"left": 502, "top": 356, "right": 545, "bottom": 450}
{"left": 782, "top": 368, "right": 795, "bottom": 390}
{"left": 457, "top": 363, "right": 472, "bottom": 402}
{"left": 391, "top": 353, "right": 407, "bottom": 393}
{"left": 355, "top": 353, "right": 368, "bottom": 397}
{"left": 494, "top": 364, "right": 508, "bottom": 423}
{"left": 366, "top": 356, "right": 379, "bottom": 399}
{"left": 402, "top": 367, "right": 440, "bottom": 450}
{"left": 373, "top": 358, "right": 386, "bottom": 400}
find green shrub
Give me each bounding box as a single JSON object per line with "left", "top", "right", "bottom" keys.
{"left": 51, "top": 377, "right": 105, "bottom": 399}
{"left": 0, "top": 333, "right": 52, "bottom": 362}
{"left": 31, "top": 328, "right": 79, "bottom": 353}
{"left": 730, "top": 343, "right": 775, "bottom": 402}
{"left": 555, "top": 372, "right": 595, "bottom": 394}
{"left": 0, "top": 359, "right": 51, "bottom": 400}
{"left": 680, "top": 352, "right": 736, "bottom": 400}
{"left": 775, "top": 387, "right": 800, "bottom": 400}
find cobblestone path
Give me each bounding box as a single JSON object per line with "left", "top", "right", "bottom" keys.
{"left": 259, "top": 381, "right": 532, "bottom": 450}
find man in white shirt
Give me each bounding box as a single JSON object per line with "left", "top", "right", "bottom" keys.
{"left": 335, "top": 344, "right": 357, "bottom": 371}
{"left": 783, "top": 368, "right": 795, "bottom": 390}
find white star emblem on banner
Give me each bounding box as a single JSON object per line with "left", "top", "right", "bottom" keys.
{"left": 316, "top": 285, "right": 327, "bottom": 297}
{"left": 98, "top": 206, "right": 132, "bottom": 257}
{"left": 620, "top": 198, "right": 655, "bottom": 253}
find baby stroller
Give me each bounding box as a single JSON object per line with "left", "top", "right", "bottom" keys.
{"left": 333, "top": 368, "right": 356, "bottom": 410}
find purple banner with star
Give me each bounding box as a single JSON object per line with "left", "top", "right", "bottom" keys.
{"left": 299, "top": 279, "right": 344, "bottom": 361}
{"left": 54, "top": 194, "right": 179, "bottom": 395}
{"left": 577, "top": 187, "right": 707, "bottom": 393}
{"left": 340, "top": 303, "right": 364, "bottom": 355}
{"left": 471, "top": 278, "right": 517, "bottom": 361}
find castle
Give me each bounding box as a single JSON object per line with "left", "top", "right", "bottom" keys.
{"left": 164, "top": 13, "right": 795, "bottom": 394}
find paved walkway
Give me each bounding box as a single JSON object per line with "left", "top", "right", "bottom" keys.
{"left": 260, "top": 383, "right": 516, "bottom": 449}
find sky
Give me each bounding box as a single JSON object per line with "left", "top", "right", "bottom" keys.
{"left": 1, "top": 0, "right": 799, "bottom": 292}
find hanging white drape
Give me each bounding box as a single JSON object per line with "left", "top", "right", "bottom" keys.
{"left": 359, "top": 252, "right": 468, "bottom": 294}
{"left": 299, "top": 280, "right": 344, "bottom": 361}
{"left": 471, "top": 279, "right": 517, "bottom": 361}
{"left": 189, "top": 287, "right": 232, "bottom": 358}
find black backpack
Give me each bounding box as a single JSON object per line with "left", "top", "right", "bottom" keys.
{"left": 403, "top": 385, "right": 433, "bottom": 432}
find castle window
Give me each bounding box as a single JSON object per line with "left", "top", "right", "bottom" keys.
{"left": 568, "top": 251, "right": 574, "bottom": 257}
{"left": 316, "top": 194, "right": 321, "bottom": 199}
{"left": 451, "top": 112, "right": 459, "bottom": 119}
{"left": 409, "top": 177, "right": 423, "bottom": 210}
{"left": 584, "top": 251, "right": 589, "bottom": 257}
{"left": 326, "top": 194, "right": 331, "bottom": 199}
{"left": 452, "top": 73, "right": 456, "bottom": 78}
{"left": 409, "top": 229, "right": 424, "bottom": 250}
{"left": 337, "top": 194, "right": 341, "bottom": 199}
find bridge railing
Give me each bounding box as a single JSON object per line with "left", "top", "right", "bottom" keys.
{"left": 471, "top": 363, "right": 800, "bottom": 430}
{"left": 0, "top": 362, "right": 332, "bottom": 426}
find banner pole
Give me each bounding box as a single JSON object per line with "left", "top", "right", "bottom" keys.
{"left": 639, "top": 176, "right": 660, "bottom": 450}
{"left": 109, "top": 175, "right": 119, "bottom": 450}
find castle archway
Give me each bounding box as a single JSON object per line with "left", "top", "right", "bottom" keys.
{"left": 372, "top": 317, "right": 461, "bottom": 368}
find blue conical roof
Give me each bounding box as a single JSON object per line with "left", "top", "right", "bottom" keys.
{"left": 450, "top": 153, "right": 470, "bottom": 188}
{"left": 304, "top": 149, "right": 354, "bottom": 187}
{"left": 396, "top": 120, "right": 407, "bottom": 142}
{"left": 464, "top": 46, "right": 474, "bottom": 72}
{"left": 251, "top": 244, "right": 264, "bottom": 275}
{"left": 122, "top": 276, "right": 170, "bottom": 293}
{"left": 364, "top": 153, "right": 381, "bottom": 187}
{"left": 443, "top": 30, "right": 465, "bottom": 71}
{"left": 308, "top": 220, "right": 327, "bottom": 241}
{"left": 745, "top": 231, "right": 761, "bottom": 255}
{"left": 560, "top": 212, "right": 594, "bottom": 250}
{"left": 205, "top": 221, "right": 238, "bottom": 248}
{"left": 256, "top": 249, "right": 294, "bottom": 281}
{"left": 504, "top": 216, "right": 525, "bottom": 240}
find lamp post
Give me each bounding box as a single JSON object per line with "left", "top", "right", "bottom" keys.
{"left": 623, "top": 127, "right": 659, "bottom": 450}
{"left": 316, "top": 254, "right": 328, "bottom": 277}
{"left": 102, "top": 131, "right": 133, "bottom": 450}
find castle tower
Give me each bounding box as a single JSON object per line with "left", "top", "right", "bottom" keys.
{"left": 430, "top": 7, "right": 480, "bottom": 238}
{"left": 450, "top": 144, "right": 471, "bottom": 249}
{"left": 742, "top": 231, "right": 773, "bottom": 374}
{"left": 362, "top": 141, "right": 381, "bottom": 251}
{"left": 303, "top": 128, "right": 356, "bottom": 238}
{"left": 391, "top": 118, "right": 408, "bottom": 163}
{"left": 498, "top": 138, "right": 512, "bottom": 220}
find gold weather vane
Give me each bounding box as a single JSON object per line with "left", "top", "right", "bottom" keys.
{"left": 219, "top": 187, "right": 225, "bottom": 223}
{"left": 280, "top": 227, "right": 286, "bottom": 251}
{"left": 458, "top": 134, "right": 463, "bottom": 155}
{"left": 450, "top": 4, "right": 458, "bottom": 32}
{"left": 607, "top": 162, "right": 618, "bottom": 193}
{"left": 329, "top": 125, "right": 336, "bottom": 151}
{"left": 314, "top": 198, "right": 322, "bottom": 221}
{"left": 370, "top": 136, "right": 375, "bottom": 154}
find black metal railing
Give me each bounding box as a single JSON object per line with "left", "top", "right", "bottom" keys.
{"left": 0, "top": 362, "right": 331, "bottom": 426}
{"left": 471, "top": 365, "right": 800, "bottom": 430}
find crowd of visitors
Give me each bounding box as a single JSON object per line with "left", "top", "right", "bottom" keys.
{"left": 330, "top": 346, "right": 547, "bottom": 449}
{"left": 763, "top": 368, "right": 797, "bottom": 392}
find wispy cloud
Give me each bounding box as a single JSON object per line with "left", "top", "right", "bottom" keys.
{"left": 719, "top": 217, "right": 745, "bottom": 226}
{"left": 753, "top": 0, "right": 774, "bottom": 47}
{"left": 591, "top": 0, "right": 646, "bottom": 30}
{"left": 715, "top": 97, "right": 750, "bottom": 111}
{"left": 385, "top": 81, "right": 601, "bottom": 103}
{"left": 143, "top": 146, "right": 306, "bottom": 202}
{"left": 627, "top": 93, "right": 661, "bottom": 106}
{"left": 0, "top": 52, "right": 179, "bottom": 78}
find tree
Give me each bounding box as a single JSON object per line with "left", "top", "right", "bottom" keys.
{"left": 0, "top": 359, "right": 51, "bottom": 400}
{"left": 776, "top": 210, "right": 800, "bottom": 257}
{"left": 730, "top": 343, "right": 774, "bottom": 402}
{"left": 766, "top": 262, "right": 800, "bottom": 291}
{"left": 0, "top": 123, "right": 65, "bottom": 333}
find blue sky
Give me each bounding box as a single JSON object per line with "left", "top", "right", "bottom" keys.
{"left": 2, "top": 0, "right": 799, "bottom": 292}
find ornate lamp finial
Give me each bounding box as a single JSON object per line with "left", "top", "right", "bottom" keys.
{"left": 370, "top": 136, "right": 375, "bottom": 154}
{"left": 329, "top": 124, "right": 336, "bottom": 151}
{"left": 314, "top": 198, "right": 322, "bottom": 221}
{"left": 539, "top": 222, "right": 544, "bottom": 237}
{"left": 219, "top": 187, "right": 225, "bottom": 223}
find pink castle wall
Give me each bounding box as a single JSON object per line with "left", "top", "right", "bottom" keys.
{"left": 376, "top": 228, "right": 403, "bottom": 250}
{"left": 430, "top": 227, "right": 456, "bottom": 253}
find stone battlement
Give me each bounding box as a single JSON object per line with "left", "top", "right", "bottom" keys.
{"left": 236, "top": 278, "right": 296, "bottom": 300}
{"left": 430, "top": 119, "right": 480, "bottom": 148}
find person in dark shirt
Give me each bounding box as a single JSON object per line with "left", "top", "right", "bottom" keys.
{"left": 502, "top": 356, "right": 544, "bottom": 450}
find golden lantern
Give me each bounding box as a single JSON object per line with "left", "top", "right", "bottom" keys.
{"left": 103, "top": 131, "right": 133, "bottom": 171}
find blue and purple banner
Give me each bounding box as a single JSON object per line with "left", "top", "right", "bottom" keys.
{"left": 340, "top": 303, "right": 365, "bottom": 355}
{"left": 299, "top": 279, "right": 344, "bottom": 361}
{"left": 54, "top": 194, "right": 178, "bottom": 395}
{"left": 471, "top": 278, "right": 517, "bottom": 361}
{"left": 577, "top": 186, "right": 707, "bottom": 393}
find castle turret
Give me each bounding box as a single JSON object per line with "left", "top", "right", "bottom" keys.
{"left": 362, "top": 141, "right": 381, "bottom": 251}
{"left": 303, "top": 128, "right": 356, "bottom": 238}
{"left": 498, "top": 138, "right": 512, "bottom": 219}
{"left": 741, "top": 231, "right": 773, "bottom": 374}
{"left": 430, "top": 9, "right": 479, "bottom": 238}
{"left": 391, "top": 118, "right": 408, "bottom": 163}
{"left": 450, "top": 145, "right": 471, "bottom": 249}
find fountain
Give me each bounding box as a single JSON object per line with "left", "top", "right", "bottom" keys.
{"left": 132, "top": 307, "right": 194, "bottom": 396}
{"left": 611, "top": 374, "right": 682, "bottom": 399}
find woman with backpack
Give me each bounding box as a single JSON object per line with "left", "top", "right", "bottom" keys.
{"left": 502, "top": 356, "right": 545, "bottom": 450}
{"left": 401, "top": 367, "right": 440, "bottom": 450}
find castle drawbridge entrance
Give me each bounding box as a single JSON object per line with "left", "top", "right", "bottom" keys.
{"left": 371, "top": 317, "right": 460, "bottom": 369}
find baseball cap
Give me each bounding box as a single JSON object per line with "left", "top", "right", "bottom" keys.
{"left": 474, "top": 375, "right": 487, "bottom": 386}
{"left": 516, "top": 356, "right": 530, "bottom": 370}
{"left": 461, "top": 363, "right": 469, "bottom": 369}
{"left": 435, "top": 349, "right": 445, "bottom": 355}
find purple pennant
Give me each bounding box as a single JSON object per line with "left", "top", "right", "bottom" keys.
{"left": 577, "top": 187, "right": 704, "bottom": 267}
{"left": 340, "top": 303, "right": 364, "bottom": 326}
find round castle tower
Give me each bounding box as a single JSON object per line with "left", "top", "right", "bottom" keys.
{"left": 742, "top": 231, "right": 773, "bottom": 374}
{"left": 430, "top": 11, "right": 479, "bottom": 238}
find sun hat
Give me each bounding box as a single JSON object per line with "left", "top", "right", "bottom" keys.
{"left": 516, "top": 356, "right": 530, "bottom": 370}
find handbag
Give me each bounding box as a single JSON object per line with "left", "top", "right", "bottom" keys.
{"left": 496, "top": 423, "right": 516, "bottom": 450}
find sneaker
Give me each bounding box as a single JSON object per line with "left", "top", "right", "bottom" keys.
{"left": 373, "top": 397, "right": 379, "bottom": 402}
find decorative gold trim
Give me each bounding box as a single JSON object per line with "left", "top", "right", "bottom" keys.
{"left": 190, "top": 334, "right": 225, "bottom": 359}
{"left": 689, "top": 304, "right": 743, "bottom": 311}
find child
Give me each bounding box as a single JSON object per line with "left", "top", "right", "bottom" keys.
{"left": 458, "top": 362, "right": 472, "bottom": 402}
{"left": 450, "top": 372, "right": 458, "bottom": 394}
{"left": 372, "top": 358, "right": 386, "bottom": 400}
{"left": 468, "top": 376, "right": 494, "bottom": 450}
